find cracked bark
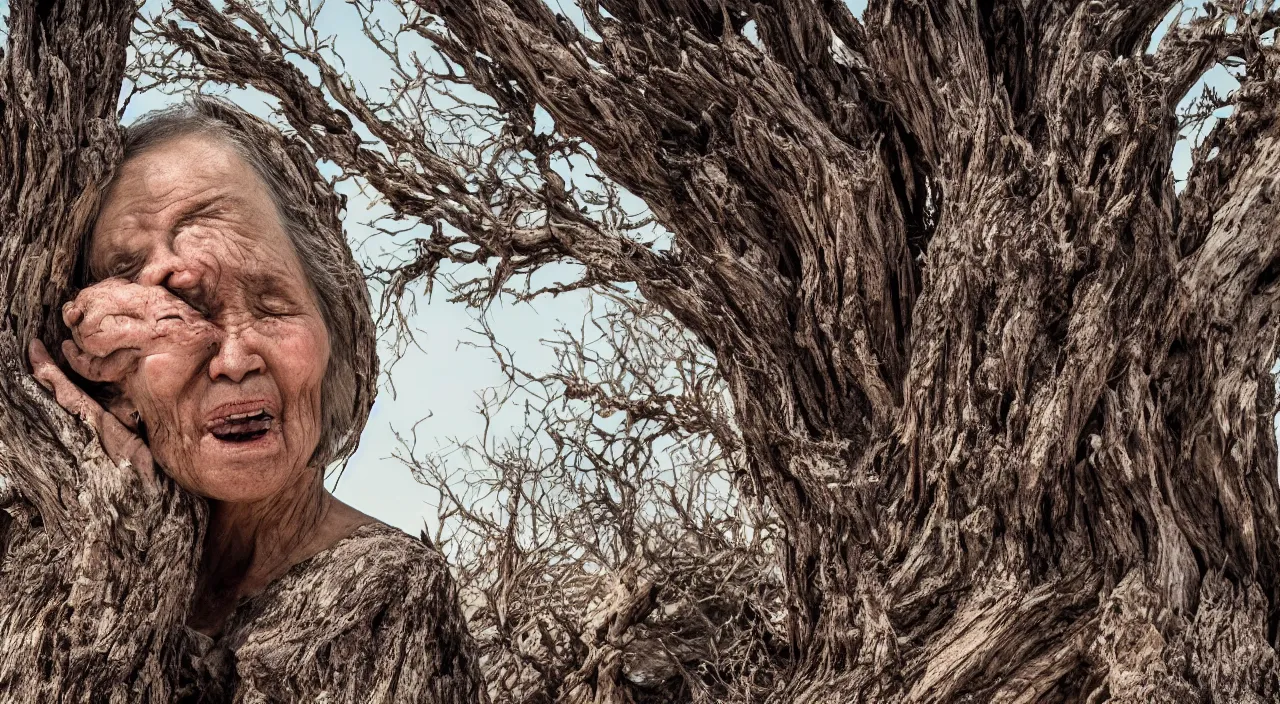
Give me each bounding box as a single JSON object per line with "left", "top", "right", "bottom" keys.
{"left": 0, "top": 0, "right": 206, "bottom": 701}
{"left": 157, "top": 0, "right": 1280, "bottom": 700}
{"left": 7, "top": 0, "right": 1280, "bottom": 700}
{"left": 0, "top": 3, "right": 479, "bottom": 702}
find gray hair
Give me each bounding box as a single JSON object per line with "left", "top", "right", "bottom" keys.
{"left": 91, "top": 96, "right": 378, "bottom": 469}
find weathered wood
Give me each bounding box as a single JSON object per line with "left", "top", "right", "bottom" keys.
{"left": 153, "top": 0, "right": 1280, "bottom": 700}
{"left": 0, "top": 3, "right": 484, "bottom": 702}
{"left": 0, "top": 0, "right": 206, "bottom": 701}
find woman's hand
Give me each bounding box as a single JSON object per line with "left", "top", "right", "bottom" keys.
{"left": 26, "top": 280, "right": 212, "bottom": 485}
{"left": 60, "top": 278, "right": 214, "bottom": 384}
{"left": 29, "top": 338, "right": 157, "bottom": 487}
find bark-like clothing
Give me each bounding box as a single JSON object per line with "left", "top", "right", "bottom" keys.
{"left": 178, "top": 522, "right": 485, "bottom": 703}
{"left": 1, "top": 470, "right": 485, "bottom": 703}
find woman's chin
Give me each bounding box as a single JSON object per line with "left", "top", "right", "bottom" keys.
{"left": 161, "top": 424, "right": 316, "bottom": 503}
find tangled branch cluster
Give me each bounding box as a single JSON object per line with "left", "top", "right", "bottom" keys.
{"left": 398, "top": 299, "right": 785, "bottom": 702}
{"left": 127, "top": 1, "right": 796, "bottom": 699}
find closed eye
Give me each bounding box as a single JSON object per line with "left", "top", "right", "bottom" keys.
{"left": 166, "top": 285, "right": 212, "bottom": 318}
{"left": 256, "top": 298, "right": 297, "bottom": 317}
{"left": 245, "top": 272, "right": 301, "bottom": 317}
{"left": 97, "top": 249, "right": 147, "bottom": 282}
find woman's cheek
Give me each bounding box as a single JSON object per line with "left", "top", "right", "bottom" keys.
{"left": 131, "top": 353, "right": 196, "bottom": 425}
{"left": 257, "top": 316, "right": 328, "bottom": 375}
{"left": 260, "top": 317, "right": 328, "bottom": 448}
{"left": 132, "top": 393, "right": 200, "bottom": 492}
{"left": 128, "top": 352, "right": 203, "bottom": 490}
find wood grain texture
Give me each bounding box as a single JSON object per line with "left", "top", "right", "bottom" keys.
{"left": 0, "top": 0, "right": 206, "bottom": 701}
{"left": 178, "top": 523, "right": 486, "bottom": 703}
{"left": 154, "top": 0, "right": 1280, "bottom": 700}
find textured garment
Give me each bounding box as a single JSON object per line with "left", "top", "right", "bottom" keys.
{"left": 176, "top": 522, "right": 486, "bottom": 703}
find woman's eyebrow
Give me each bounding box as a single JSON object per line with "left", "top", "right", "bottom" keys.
{"left": 243, "top": 270, "right": 292, "bottom": 298}
{"left": 170, "top": 194, "right": 234, "bottom": 233}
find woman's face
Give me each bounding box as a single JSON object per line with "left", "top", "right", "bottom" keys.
{"left": 88, "top": 134, "right": 330, "bottom": 503}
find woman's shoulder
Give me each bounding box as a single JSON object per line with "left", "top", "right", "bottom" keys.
{"left": 237, "top": 521, "right": 452, "bottom": 624}
{"left": 313, "top": 520, "right": 451, "bottom": 582}
{"left": 219, "top": 521, "right": 484, "bottom": 701}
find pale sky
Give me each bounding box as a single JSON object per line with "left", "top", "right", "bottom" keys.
{"left": 0, "top": 0, "right": 1254, "bottom": 534}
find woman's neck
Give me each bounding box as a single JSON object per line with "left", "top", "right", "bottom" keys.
{"left": 197, "top": 469, "right": 331, "bottom": 613}
{"left": 189, "top": 468, "right": 374, "bottom": 636}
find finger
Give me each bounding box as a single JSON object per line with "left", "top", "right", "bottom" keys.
{"left": 29, "top": 338, "right": 55, "bottom": 384}
{"left": 153, "top": 298, "right": 205, "bottom": 326}
{"left": 81, "top": 279, "right": 195, "bottom": 320}
{"left": 62, "top": 300, "right": 84, "bottom": 327}
{"left": 104, "top": 278, "right": 169, "bottom": 314}
{"left": 30, "top": 339, "right": 105, "bottom": 433}
{"left": 78, "top": 310, "right": 178, "bottom": 359}
{"left": 69, "top": 283, "right": 204, "bottom": 354}
{"left": 70, "top": 282, "right": 148, "bottom": 339}
{"left": 63, "top": 339, "right": 140, "bottom": 384}
{"left": 100, "top": 412, "right": 156, "bottom": 486}
{"left": 80, "top": 313, "right": 157, "bottom": 355}
{"left": 30, "top": 338, "right": 66, "bottom": 395}
{"left": 156, "top": 314, "right": 219, "bottom": 349}
{"left": 33, "top": 340, "right": 154, "bottom": 484}
{"left": 29, "top": 339, "right": 59, "bottom": 401}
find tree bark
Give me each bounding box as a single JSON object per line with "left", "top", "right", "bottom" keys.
{"left": 152, "top": 0, "right": 1280, "bottom": 700}
{"left": 0, "top": 1, "right": 205, "bottom": 701}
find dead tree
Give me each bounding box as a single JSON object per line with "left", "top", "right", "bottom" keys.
{"left": 400, "top": 298, "right": 785, "bottom": 703}
{"left": 0, "top": 0, "right": 207, "bottom": 701}
{"left": 147, "top": 0, "right": 1280, "bottom": 700}
{"left": 7, "top": 0, "right": 1280, "bottom": 700}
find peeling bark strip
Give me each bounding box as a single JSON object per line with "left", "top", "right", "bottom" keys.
{"left": 154, "top": 0, "right": 1280, "bottom": 701}
{"left": 0, "top": 0, "right": 205, "bottom": 702}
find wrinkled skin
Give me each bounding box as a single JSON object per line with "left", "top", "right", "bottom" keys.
{"left": 30, "top": 134, "right": 372, "bottom": 634}
{"left": 82, "top": 135, "right": 331, "bottom": 502}
{"left": 61, "top": 278, "right": 216, "bottom": 388}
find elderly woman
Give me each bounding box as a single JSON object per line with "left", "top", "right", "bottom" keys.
{"left": 26, "top": 97, "right": 484, "bottom": 702}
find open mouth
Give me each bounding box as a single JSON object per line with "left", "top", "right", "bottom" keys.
{"left": 208, "top": 408, "right": 275, "bottom": 443}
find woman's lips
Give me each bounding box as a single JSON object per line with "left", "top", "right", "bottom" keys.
{"left": 205, "top": 421, "right": 281, "bottom": 454}
{"left": 209, "top": 415, "right": 272, "bottom": 441}
{"left": 205, "top": 399, "right": 277, "bottom": 426}
{"left": 205, "top": 399, "right": 279, "bottom": 442}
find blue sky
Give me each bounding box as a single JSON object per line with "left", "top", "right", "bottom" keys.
{"left": 0, "top": 1, "right": 1255, "bottom": 532}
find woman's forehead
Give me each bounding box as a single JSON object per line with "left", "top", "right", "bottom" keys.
{"left": 91, "top": 135, "right": 290, "bottom": 278}
{"left": 107, "top": 135, "right": 251, "bottom": 205}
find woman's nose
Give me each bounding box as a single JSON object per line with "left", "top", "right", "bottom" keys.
{"left": 164, "top": 267, "right": 201, "bottom": 291}
{"left": 207, "top": 329, "right": 267, "bottom": 383}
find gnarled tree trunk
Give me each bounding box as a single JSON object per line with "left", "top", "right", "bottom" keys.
{"left": 0, "top": 1, "right": 205, "bottom": 701}
{"left": 153, "top": 0, "right": 1280, "bottom": 701}
{"left": 6, "top": 0, "right": 1280, "bottom": 701}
